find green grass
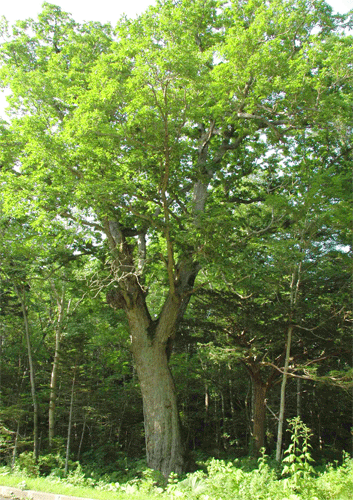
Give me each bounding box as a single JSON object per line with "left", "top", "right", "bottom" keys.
{"left": 0, "top": 470, "right": 159, "bottom": 500}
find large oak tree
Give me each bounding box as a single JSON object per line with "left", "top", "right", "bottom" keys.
{"left": 1, "top": 0, "right": 352, "bottom": 476}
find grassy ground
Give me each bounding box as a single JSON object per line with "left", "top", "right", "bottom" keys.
{"left": 0, "top": 470, "right": 156, "bottom": 500}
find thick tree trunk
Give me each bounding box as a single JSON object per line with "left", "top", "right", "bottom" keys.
{"left": 132, "top": 340, "right": 184, "bottom": 476}
{"left": 126, "top": 297, "right": 185, "bottom": 477}
{"left": 244, "top": 361, "right": 278, "bottom": 458}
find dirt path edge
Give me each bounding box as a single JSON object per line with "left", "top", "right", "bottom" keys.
{"left": 0, "top": 486, "right": 96, "bottom": 500}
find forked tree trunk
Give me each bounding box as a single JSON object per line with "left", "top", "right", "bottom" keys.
{"left": 123, "top": 291, "right": 187, "bottom": 478}
{"left": 106, "top": 260, "right": 199, "bottom": 476}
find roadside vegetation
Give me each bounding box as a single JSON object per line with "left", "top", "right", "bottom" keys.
{"left": 1, "top": 418, "right": 353, "bottom": 500}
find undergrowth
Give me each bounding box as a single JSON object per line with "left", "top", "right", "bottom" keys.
{"left": 0, "top": 418, "right": 352, "bottom": 500}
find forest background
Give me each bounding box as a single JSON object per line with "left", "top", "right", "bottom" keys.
{"left": 0, "top": 0, "right": 352, "bottom": 487}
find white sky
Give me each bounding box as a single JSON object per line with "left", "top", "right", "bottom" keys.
{"left": 0, "top": 0, "right": 351, "bottom": 116}
{"left": 0, "top": 0, "right": 350, "bottom": 26}
{"left": 0, "top": 0, "right": 156, "bottom": 26}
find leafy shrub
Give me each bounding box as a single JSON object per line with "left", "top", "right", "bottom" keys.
{"left": 65, "top": 462, "right": 87, "bottom": 486}
{"left": 315, "top": 453, "right": 353, "bottom": 500}
{"left": 15, "top": 452, "right": 39, "bottom": 476}
{"left": 38, "top": 453, "right": 66, "bottom": 477}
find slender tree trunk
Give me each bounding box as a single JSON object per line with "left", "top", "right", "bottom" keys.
{"left": 245, "top": 380, "right": 252, "bottom": 446}
{"left": 49, "top": 284, "right": 66, "bottom": 448}
{"left": 228, "top": 366, "right": 238, "bottom": 442}
{"left": 276, "top": 324, "right": 293, "bottom": 461}
{"left": 252, "top": 380, "right": 267, "bottom": 457}
{"left": 297, "top": 377, "right": 301, "bottom": 417}
{"left": 77, "top": 413, "right": 86, "bottom": 461}
{"left": 276, "top": 263, "right": 301, "bottom": 462}
{"left": 15, "top": 286, "right": 39, "bottom": 462}
{"left": 12, "top": 421, "right": 20, "bottom": 469}
{"left": 215, "top": 397, "right": 220, "bottom": 451}
{"left": 65, "top": 369, "right": 76, "bottom": 476}
{"left": 205, "top": 384, "right": 209, "bottom": 414}
{"left": 221, "top": 391, "right": 227, "bottom": 449}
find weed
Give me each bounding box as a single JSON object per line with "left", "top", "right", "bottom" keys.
{"left": 282, "top": 416, "right": 316, "bottom": 490}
